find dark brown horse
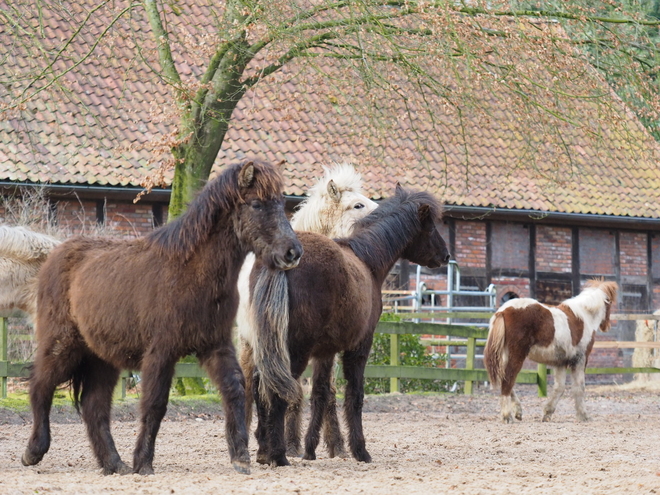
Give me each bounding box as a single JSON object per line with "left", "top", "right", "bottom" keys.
{"left": 247, "top": 185, "right": 450, "bottom": 466}
{"left": 21, "top": 160, "right": 302, "bottom": 476}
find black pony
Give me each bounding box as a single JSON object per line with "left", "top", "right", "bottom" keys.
{"left": 248, "top": 185, "right": 451, "bottom": 466}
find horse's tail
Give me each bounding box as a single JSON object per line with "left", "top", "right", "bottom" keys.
{"left": 484, "top": 313, "right": 508, "bottom": 388}
{"left": 251, "top": 267, "right": 300, "bottom": 404}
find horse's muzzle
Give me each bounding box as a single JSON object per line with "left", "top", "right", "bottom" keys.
{"left": 274, "top": 245, "right": 303, "bottom": 270}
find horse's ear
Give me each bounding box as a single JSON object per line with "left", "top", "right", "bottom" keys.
{"left": 327, "top": 179, "right": 341, "bottom": 203}
{"left": 277, "top": 159, "right": 287, "bottom": 168}
{"left": 419, "top": 203, "right": 431, "bottom": 219}
{"left": 238, "top": 161, "right": 255, "bottom": 188}
{"left": 395, "top": 182, "right": 404, "bottom": 195}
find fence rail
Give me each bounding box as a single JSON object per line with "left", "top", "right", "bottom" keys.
{"left": 1, "top": 314, "right": 659, "bottom": 400}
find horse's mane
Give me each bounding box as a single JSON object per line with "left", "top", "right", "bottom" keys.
{"left": 290, "top": 163, "right": 365, "bottom": 232}
{"left": 341, "top": 188, "right": 442, "bottom": 273}
{"left": 0, "top": 226, "right": 61, "bottom": 261}
{"left": 148, "top": 160, "right": 284, "bottom": 259}
{"left": 564, "top": 279, "right": 618, "bottom": 332}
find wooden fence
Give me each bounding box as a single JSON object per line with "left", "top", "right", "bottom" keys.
{"left": 1, "top": 314, "right": 660, "bottom": 400}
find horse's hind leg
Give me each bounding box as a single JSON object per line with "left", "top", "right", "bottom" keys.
{"left": 132, "top": 352, "right": 177, "bottom": 475}
{"left": 22, "top": 337, "right": 82, "bottom": 467}
{"left": 542, "top": 366, "right": 567, "bottom": 422}
{"left": 303, "top": 357, "right": 334, "bottom": 461}
{"left": 322, "top": 370, "right": 347, "bottom": 458}
{"left": 498, "top": 351, "right": 526, "bottom": 424}
{"left": 570, "top": 362, "right": 589, "bottom": 422}
{"left": 341, "top": 345, "right": 372, "bottom": 463}
{"left": 284, "top": 385, "right": 303, "bottom": 457}
{"left": 201, "top": 345, "right": 251, "bottom": 474}
{"left": 79, "top": 355, "right": 130, "bottom": 475}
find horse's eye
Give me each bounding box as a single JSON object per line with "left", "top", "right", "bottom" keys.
{"left": 251, "top": 200, "right": 263, "bottom": 210}
{"left": 354, "top": 203, "right": 364, "bottom": 209}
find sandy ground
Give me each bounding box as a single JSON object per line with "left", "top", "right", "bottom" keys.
{"left": 1, "top": 384, "right": 659, "bottom": 495}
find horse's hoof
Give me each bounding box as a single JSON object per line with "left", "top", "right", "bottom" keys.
{"left": 501, "top": 416, "right": 513, "bottom": 424}
{"left": 515, "top": 412, "right": 523, "bottom": 421}
{"left": 232, "top": 460, "right": 251, "bottom": 475}
{"left": 21, "top": 450, "right": 44, "bottom": 466}
{"left": 355, "top": 451, "right": 372, "bottom": 463}
{"left": 577, "top": 414, "right": 590, "bottom": 422}
{"left": 134, "top": 465, "right": 154, "bottom": 476}
{"left": 271, "top": 455, "right": 290, "bottom": 467}
{"left": 286, "top": 445, "right": 301, "bottom": 457}
{"left": 302, "top": 451, "right": 316, "bottom": 461}
{"left": 542, "top": 415, "right": 552, "bottom": 422}
{"left": 102, "top": 460, "right": 131, "bottom": 476}
{"left": 256, "top": 451, "right": 270, "bottom": 465}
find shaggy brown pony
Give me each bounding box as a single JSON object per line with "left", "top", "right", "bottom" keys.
{"left": 21, "top": 160, "right": 302, "bottom": 476}
{"left": 484, "top": 280, "right": 617, "bottom": 423}
{"left": 249, "top": 185, "right": 451, "bottom": 467}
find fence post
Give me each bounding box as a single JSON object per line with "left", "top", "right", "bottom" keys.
{"left": 389, "top": 333, "right": 400, "bottom": 393}
{"left": 537, "top": 363, "right": 547, "bottom": 397}
{"left": 464, "top": 336, "right": 476, "bottom": 395}
{"left": 113, "top": 372, "right": 126, "bottom": 400}
{"left": 1, "top": 317, "right": 6, "bottom": 398}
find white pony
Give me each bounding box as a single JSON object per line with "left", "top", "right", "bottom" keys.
{"left": 0, "top": 226, "right": 61, "bottom": 317}
{"left": 237, "top": 163, "right": 377, "bottom": 458}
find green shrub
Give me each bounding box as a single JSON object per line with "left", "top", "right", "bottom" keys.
{"left": 362, "top": 332, "right": 455, "bottom": 394}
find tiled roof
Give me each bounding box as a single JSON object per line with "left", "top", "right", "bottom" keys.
{"left": 2, "top": 2, "right": 660, "bottom": 218}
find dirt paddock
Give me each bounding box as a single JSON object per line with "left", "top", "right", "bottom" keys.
{"left": 1, "top": 384, "right": 659, "bottom": 494}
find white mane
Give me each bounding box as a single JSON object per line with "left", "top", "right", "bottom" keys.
{"left": 290, "top": 163, "right": 376, "bottom": 238}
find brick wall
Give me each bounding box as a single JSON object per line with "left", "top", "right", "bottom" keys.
{"left": 620, "top": 231, "right": 647, "bottom": 278}
{"left": 491, "top": 276, "right": 531, "bottom": 302}
{"left": 454, "top": 221, "right": 486, "bottom": 268}
{"left": 491, "top": 222, "right": 529, "bottom": 270}
{"left": 56, "top": 199, "right": 99, "bottom": 235}
{"left": 106, "top": 202, "right": 156, "bottom": 237}
{"left": 580, "top": 228, "right": 616, "bottom": 276}
{"left": 536, "top": 225, "right": 572, "bottom": 273}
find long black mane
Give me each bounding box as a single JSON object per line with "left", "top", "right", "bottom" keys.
{"left": 147, "top": 160, "right": 284, "bottom": 260}
{"left": 338, "top": 188, "right": 442, "bottom": 274}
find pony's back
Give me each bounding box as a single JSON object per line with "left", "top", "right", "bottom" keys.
{"left": 0, "top": 226, "right": 60, "bottom": 261}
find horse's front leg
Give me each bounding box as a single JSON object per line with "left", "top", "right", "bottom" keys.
{"left": 322, "top": 367, "right": 347, "bottom": 458}
{"left": 238, "top": 339, "right": 255, "bottom": 431}
{"left": 303, "top": 357, "right": 334, "bottom": 460}
{"left": 252, "top": 371, "right": 290, "bottom": 466}
{"left": 200, "top": 345, "right": 251, "bottom": 474}
{"left": 570, "top": 361, "right": 589, "bottom": 422}
{"left": 341, "top": 344, "right": 372, "bottom": 463}
{"left": 252, "top": 371, "right": 271, "bottom": 465}
{"left": 132, "top": 352, "right": 177, "bottom": 475}
{"left": 542, "top": 366, "right": 567, "bottom": 422}
{"left": 79, "top": 355, "right": 130, "bottom": 475}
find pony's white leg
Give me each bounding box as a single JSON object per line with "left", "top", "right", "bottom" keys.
{"left": 499, "top": 394, "right": 514, "bottom": 423}
{"left": 542, "top": 366, "right": 567, "bottom": 422}
{"left": 511, "top": 389, "right": 523, "bottom": 421}
{"left": 571, "top": 364, "right": 589, "bottom": 422}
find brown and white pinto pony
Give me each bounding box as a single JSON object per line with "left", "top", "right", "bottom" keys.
{"left": 484, "top": 280, "right": 617, "bottom": 423}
